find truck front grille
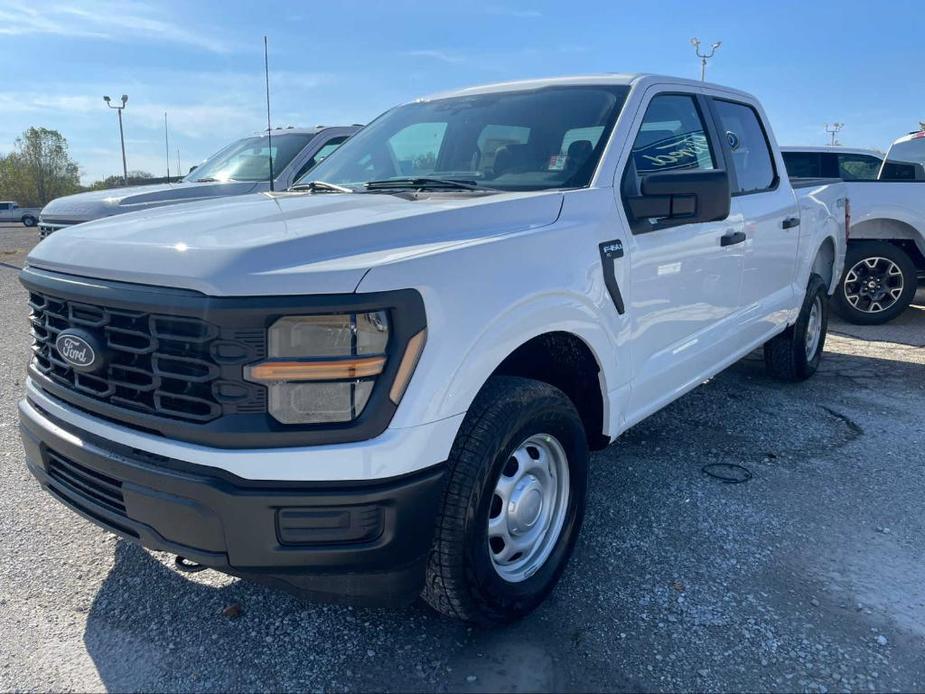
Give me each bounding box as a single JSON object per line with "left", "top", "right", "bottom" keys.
{"left": 28, "top": 290, "right": 262, "bottom": 423}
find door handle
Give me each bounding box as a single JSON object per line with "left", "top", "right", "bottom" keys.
{"left": 781, "top": 216, "right": 800, "bottom": 229}
{"left": 720, "top": 230, "right": 746, "bottom": 247}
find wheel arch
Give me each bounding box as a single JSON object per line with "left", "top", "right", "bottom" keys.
{"left": 851, "top": 217, "right": 925, "bottom": 258}
{"left": 428, "top": 299, "right": 617, "bottom": 450}
{"left": 810, "top": 236, "right": 838, "bottom": 294}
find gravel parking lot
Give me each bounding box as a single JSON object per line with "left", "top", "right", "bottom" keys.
{"left": 1, "top": 221, "right": 923, "bottom": 692}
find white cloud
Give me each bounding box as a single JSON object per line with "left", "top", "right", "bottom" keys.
{"left": 0, "top": 0, "right": 231, "bottom": 52}
{"left": 402, "top": 49, "right": 468, "bottom": 65}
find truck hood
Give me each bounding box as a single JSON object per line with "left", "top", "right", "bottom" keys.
{"left": 27, "top": 190, "right": 563, "bottom": 295}
{"left": 39, "top": 180, "right": 263, "bottom": 223}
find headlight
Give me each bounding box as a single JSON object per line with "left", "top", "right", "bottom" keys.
{"left": 244, "top": 311, "right": 425, "bottom": 425}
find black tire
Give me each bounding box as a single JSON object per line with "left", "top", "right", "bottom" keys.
{"left": 764, "top": 274, "right": 829, "bottom": 382}
{"left": 422, "top": 375, "right": 589, "bottom": 625}
{"left": 21, "top": 215, "right": 37, "bottom": 227}
{"left": 832, "top": 240, "right": 917, "bottom": 325}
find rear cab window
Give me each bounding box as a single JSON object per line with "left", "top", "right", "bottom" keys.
{"left": 782, "top": 152, "right": 822, "bottom": 178}
{"left": 837, "top": 154, "right": 882, "bottom": 180}
{"left": 712, "top": 99, "right": 777, "bottom": 194}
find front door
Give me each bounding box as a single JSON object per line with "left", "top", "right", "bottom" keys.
{"left": 619, "top": 91, "right": 745, "bottom": 422}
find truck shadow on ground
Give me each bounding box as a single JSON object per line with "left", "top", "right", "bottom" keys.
{"left": 81, "top": 540, "right": 640, "bottom": 692}
{"left": 828, "top": 289, "right": 925, "bottom": 348}
{"left": 81, "top": 335, "right": 923, "bottom": 693}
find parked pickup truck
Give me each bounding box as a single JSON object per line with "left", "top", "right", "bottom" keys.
{"left": 0, "top": 201, "right": 40, "bottom": 227}
{"left": 19, "top": 74, "right": 847, "bottom": 624}
{"left": 783, "top": 133, "right": 925, "bottom": 324}
{"left": 37, "top": 126, "right": 358, "bottom": 237}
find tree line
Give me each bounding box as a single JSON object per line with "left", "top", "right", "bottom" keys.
{"left": 0, "top": 127, "right": 158, "bottom": 207}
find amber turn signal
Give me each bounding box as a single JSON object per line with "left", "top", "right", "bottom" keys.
{"left": 245, "top": 356, "right": 386, "bottom": 383}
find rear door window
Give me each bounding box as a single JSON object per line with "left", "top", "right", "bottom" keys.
{"left": 713, "top": 100, "right": 776, "bottom": 194}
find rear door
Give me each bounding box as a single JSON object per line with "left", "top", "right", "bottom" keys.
{"left": 708, "top": 97, "right": 800, "bottom": 343}
{"left": 619, "top": 90, "right": 745, "bottom": 420}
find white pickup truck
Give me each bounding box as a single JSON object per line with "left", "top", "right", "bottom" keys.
{"left": 0, "top": 201, "right": 40, "bottom": 227}
{"left": 19, "top": 74, "right": 847, "bottom": 624}
{"left": 783, "top": 133, "right": 925, "bottom": 324}
{"left": 37, "top": 126, "right": 358, "bottom": 237}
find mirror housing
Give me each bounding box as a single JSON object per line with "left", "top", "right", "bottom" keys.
{"left": 627, "top": 169, "right": 730, "bottom": 228}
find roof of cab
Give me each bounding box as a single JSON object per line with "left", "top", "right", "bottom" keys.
{"left": 419, "top": 73, "right": 756, "bottom": 102}
{"left": 780, "top": 145, "right": 883, "bottom": 157}
{"left": 252, "top": 126, "right": 359, "bottom": 136}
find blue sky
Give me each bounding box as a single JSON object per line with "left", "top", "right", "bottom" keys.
{"left": 1, "top": 0, "right": 922, "bottom": 184}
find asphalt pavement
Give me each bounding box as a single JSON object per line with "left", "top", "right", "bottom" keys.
{"left": 1, "top": 222, "right": 923, "bottom": 692}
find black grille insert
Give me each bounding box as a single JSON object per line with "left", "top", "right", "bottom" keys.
{"left": 28, "top": 291, "right": 255, "bottom": 423}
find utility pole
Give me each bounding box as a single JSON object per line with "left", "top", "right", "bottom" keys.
{"left": 164, "top": 112, "right": 171, "bottom": 182}
{"left": 825, "top": 122, "right": 844, "bottom": 146}
{"left": 690, "top": 38, "right": 722, "bottom": 81}
{"left": 103, "top": 94, "right": 129, "bottom": 183}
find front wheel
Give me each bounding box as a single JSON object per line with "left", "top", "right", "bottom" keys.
{"left": 422, "top": 376, "right": 588, "bottom": 625}
{"left": 764, "top": 274, "right": 829, "bottom": 382}
{"left": 832, "top": 241, "right": 917, "bottom": 325}
{"left": 21, "top": 215, "right": 37, "bottom": 227}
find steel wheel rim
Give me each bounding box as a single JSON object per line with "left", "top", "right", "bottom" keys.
{"left": 487, "top": 433, "right": 570, "bottom": 583}
{"left": 805, "top": 295, "right": 823, "bottom": 360}
{"left": 843, "top": 256, "right": 904, "bottom": 313}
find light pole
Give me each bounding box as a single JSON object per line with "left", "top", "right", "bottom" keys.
{"left": 103, "top": 94, "right": 128, "bottom": 183}
{"left": 825, "top": 122, "right": 844, "bottom": 146}
{"left": 690, "top": 38, "right": 722, "bottom": 81}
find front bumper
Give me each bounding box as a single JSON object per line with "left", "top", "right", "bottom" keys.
{"left": 19, "top": 398, "right": 447, "bottom": 606}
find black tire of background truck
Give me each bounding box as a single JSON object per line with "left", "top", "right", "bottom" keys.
{"left": 21, "top": 215, "right": 37, "bottom": 227}
{"left": 832, "top": 240, "right": 918, "bottom": 325}
{"left": 764, "top": 273, "right": 829, "bottom": 382}
{"left": 422, "top": 375, "right": 589, "bottom": 625}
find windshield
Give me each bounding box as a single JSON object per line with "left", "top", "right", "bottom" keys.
{"left": 300, "top": 85, "right": 630, "bottom": 191}
{"left": 880, "top": 134, "right": 925, "bottom": 181}
{"left": 184, "top": 133, "right": 314, "bottom": 183}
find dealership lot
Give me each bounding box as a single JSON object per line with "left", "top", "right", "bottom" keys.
{"left": 0, "top": 222, "right": 923, "bottom": 692}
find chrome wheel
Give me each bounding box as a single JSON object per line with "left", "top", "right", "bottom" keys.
{"left": 805, "top": 294, "right": 823, "bottom": 360}
{"left": 843, "top": 257, "right": 904, "bottom": 314}
{"left": 487, "top": 433, "right": 570, "bottom": 583}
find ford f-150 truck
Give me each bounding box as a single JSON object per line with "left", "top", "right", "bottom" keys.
{"left": 0, "top": 201, "right": 41, "bottom": 226}
{"left": 783, "top": 133, "right": 925, "bottom": 324}
{"left": 37, "top": 126, "right": 358, "bottom": 237}
{"left": 19, "top": 74, "right": 847, "bottom": 624}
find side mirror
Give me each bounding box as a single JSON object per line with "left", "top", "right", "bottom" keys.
{"left": 627, "top": 169, "right": 730, "bottom": 227}
{"left": 188, "top": 165, "right": 198, "bottom": 174}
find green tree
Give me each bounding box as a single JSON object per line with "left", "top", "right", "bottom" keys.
{"left": 0, "top": 127, "right": 81, "bottom": 207}
{"left": 87, "top": 170, "right": 155, "bottom": 191}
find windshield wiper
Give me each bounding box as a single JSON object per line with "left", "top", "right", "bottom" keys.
{"left": 288, "top": 180, "right": 354, "bottom": 193}
{"left": 364, "top": 177, "right": 488, "bottom": 191}
{"left": 194, "top": 177, "right": 220, "bottom": 182}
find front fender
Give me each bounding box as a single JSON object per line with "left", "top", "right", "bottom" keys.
{"left": 430, "top": 292, "right": 618, "bottom": 433}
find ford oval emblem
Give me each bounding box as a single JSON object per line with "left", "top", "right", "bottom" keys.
{"left": 55, "top": 331, "right": 99, "bottom": 371}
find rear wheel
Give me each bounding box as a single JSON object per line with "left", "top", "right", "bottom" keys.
{"left": 422, "top": 376, "right": 588, "bottom": 625}
{"left": 832, "top": 241, "right": 917, "bottom": 325}
{"left": 21, "top": 215, "right": 37, "bottom": 227}
{"left": 764, "top": 274, "right": 829, "bottom": 382}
